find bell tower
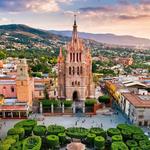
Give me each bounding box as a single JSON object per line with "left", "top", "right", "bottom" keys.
{"left": 16, "top": 59, "right": 33, "bottom": 106}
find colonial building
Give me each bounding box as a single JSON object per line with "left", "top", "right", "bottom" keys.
{"left": 58, "top": 16, "right": 95, "bottom": 101}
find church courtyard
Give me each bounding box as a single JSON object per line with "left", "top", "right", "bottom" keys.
{"left": 0, "top": 108, "right": 129, "bottom": 139}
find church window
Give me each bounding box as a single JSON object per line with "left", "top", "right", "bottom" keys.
{"left": 73, "top": 53, "right": 75, "bottom": 62}
{"left": 79, "top": 53, "right": 81, "bottom": 61}
{"left": 72, "top": 82, "right": 74, "bottom": 86}
{"left": 39, "top": 91, "right": 42, "bottom": 96}
{"left": 77, "top": 66, "right": 80, "bottom": 75}
{"left": 21, "top": 81, "right": 23, "bottom": 86}
{"left": 80, "top": 66, "right": 83, "bottom": 74}
{"left": 69, "top": 67, "right": 71, "bottom": 75}
{"left": 72, "top": 67, "right": 75, "bottom": 75}
{"left": 76, "top": 53, "right": 78, "bottom": 62}
{"left": 20, "top": 68, "right": 23, "bottom": 71}
{"left": 11, "top": 86, "right": 14, "bottom": 93}
{"left": 54, "top": 90, "right": 56, "bottom": 96}
{"left": 75, "top": 81, "right": 77, "bottom": 85}
{"left": 78, "top": 82, "right": 80, "bottom": 86}
{"left": 70, "top": 53, "right": 72, "bottom": 62}
{"left": 3, "top": 86, "right": 6, "bottom": 89}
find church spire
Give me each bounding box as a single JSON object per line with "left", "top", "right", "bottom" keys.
{"left": 58, "top": 47, "right": 64, "bottom": 63}
{"left": 72, "top": 14, "right": 78, "bottom": 43}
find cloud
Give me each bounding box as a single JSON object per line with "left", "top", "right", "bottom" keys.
{"left": 0, "top": 0, "right": 72, "bottom": 13}
{"left": 0, "top": 17, "right": 10, "bottom": 23}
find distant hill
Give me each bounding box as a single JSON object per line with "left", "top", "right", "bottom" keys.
{"left": 50, "top": 30, "right": 150, "bottom": 48}
{"left": 0, "top": 24, "right": 103, "bottom": 50}
{"left": 0, "top": 24, "right": 70, "bottom": 50}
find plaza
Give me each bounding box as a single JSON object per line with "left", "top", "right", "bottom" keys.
{"left": 0, "top": 108, "right": 129, "bottom": 139}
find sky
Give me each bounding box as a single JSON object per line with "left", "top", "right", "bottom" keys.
{"left": 0, "top": 0, "right": 150, "bottom": 39}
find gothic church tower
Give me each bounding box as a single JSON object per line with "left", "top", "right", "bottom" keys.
{"left": 58, "top": 16, "right": 95, "bottom": 101}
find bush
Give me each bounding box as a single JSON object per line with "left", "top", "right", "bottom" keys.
{"left": 63, "top": 101, "right": 72, "bottom": 107}
{"left": 10, "top": 141, "right": 22, "bottom": 150}
{"left": 7, "top": 127, "right": 24, "bottom": 140}
{"left": 85, "top": 99, "right": 97, "bottom": 107}
{"left": 6, "top": 135, "right": 19, "bottom": 142}
{"left": 111, "top": 141, "right": 129, "bottom": 150}
{"left": 130, "top": 148, "right": 142, "bottom": 150}
{"left": 139, "top": 140, "right": 150, "bottom": 149}
{"left": 94, "top": 136, "right": 105, "bottom": 150}
{"left": 126, "top": 140, "right": 138, "bottom": 149}
{"left": 33, "top": 125, "right": 47, "bottom": 136}
{"left": 86, "top": 133, "right": 96, "bottom": 146}
{"left": 47, "top": 125, "right": 65, "bottom": 135}
{"left": 58, "top": 133, "right": 66, "bottom": 145}
{"left": 46, "top": 135, "right": 59, "bottom": 149}
{"left": 98, "top": 95, "right": 110, "bottom": 104}
{"left": 90, "top": 127, "right": 106, "bottom": 137}
{"left": 0, "top": 144, "right": 11, "bottom": 150}
{"left": 121, "top": 130, "right": 132, "bottom": 141}
{"left": 112, "top": 135, "right": 123, "bottom": 142}
{"left": 66, "top": 127, "right": 89, "bottom": 139}
{"left": 133, "top": 134, "right": 148, "bottom": 142}
{"left": 22, "top": 136, "right": 41, "bottom": 150}
{"left": 107, "top": 128, "right": 121, "bottom": 137}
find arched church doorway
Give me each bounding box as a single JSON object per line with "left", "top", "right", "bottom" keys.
{"left": 73, "top": 91, "right": 79, "bottom": 101}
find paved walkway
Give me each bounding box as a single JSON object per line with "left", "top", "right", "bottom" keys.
{"left": 0, "top": 109, "right": 129, "bottom": 139}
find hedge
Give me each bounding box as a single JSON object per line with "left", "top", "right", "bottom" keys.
{"left": 111, "top": 141, "right": 129, "bottom": 150}
{"left": 42, "top": 100, "right": 60, "bottom": 107}
{"left": 63, "top": 101, "right": 73, "bottom": 107}
{"left": 7, "top": 127, "right": 24, "bottom": 140}
{"left": 66, "top": 127, "right": 89, "bottom": 139}
{"left": 22, "top": 136, "right": 41, "bottom": 150}
{"left": 46, "top": 135, "right": 59, "bottom": 149}
{"left": 90, "top": 127, "right": 106, "bottom": 137}
{"left": 47, "top": 125, "right": 65, "bottom": 135}
{"left": 94, "top": 136, "right": 105, "bottom": 150}
{"left": 33, "top": 125, "right": 47, "bottom": 136}
{"left": 107, "top": 128, "right": 121, "bottom": 137}
{"left": 14, "top": 119, "right": 37, "bottom": 136}
{"left": 112, "top": 135, "right": 123, "bottom": 142}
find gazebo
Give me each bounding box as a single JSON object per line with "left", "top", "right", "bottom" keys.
{"left": 67, "top": 142, "right": 85, "bottom": 150}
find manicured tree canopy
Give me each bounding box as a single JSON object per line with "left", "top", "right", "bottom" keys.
{"left": 107, "top": 128, "right": 121, "bottom": 137}
{"left": 94, "top": 136, "right": 105, "bottom": 150}
{"left": 58, "top": 133, "right": 66, "bottom": 145}
{"left": 139, "top": 140, "right": 150, "bottom": 149}
{"left": 9, "top": 141, "right": 22, "bottom": 150}
{"left": 66, "top": 127, "right": 89, "bottom": 139}
{"left": 126, "top": 140, "right": 138, "bottom": 149}
{"left": 7, "top": 127, "right": 24, "bottom": 140}
{"left": 111, "top": 141, "right": 129, "bottom": 150}
{"left": 112, "top": 135, "right": 123, "bottom": 142}
{"left": 47, "top": 125, "right": 65, "bottom": 135}
{"left": 87, "top": 133, "right": 96, "bottom": 146}
{"left": 46, "top": 135, "right": 59, "bottom": 149}
{"left": 22, "top": 136, "right": 41, "bottom": 150}
{"left": 90, "top": 127, "right": 106, "bottom": 137}
{"left": 130, "top": 147, "right": 142, "bottom": 150}
{"left": 33, "top": 125, "right": 47, "bottom": 136}
{"left": 98, "top": 95, "right": 110, "bottom": 104}
{"left": 133, "top": 134, "right": 148, "bottom": 142}
{"left": 121, "top": 130, "right": 132, "bottom": 141}
{"left": 0, "top": 144, "right": 11, "bottom": 150}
